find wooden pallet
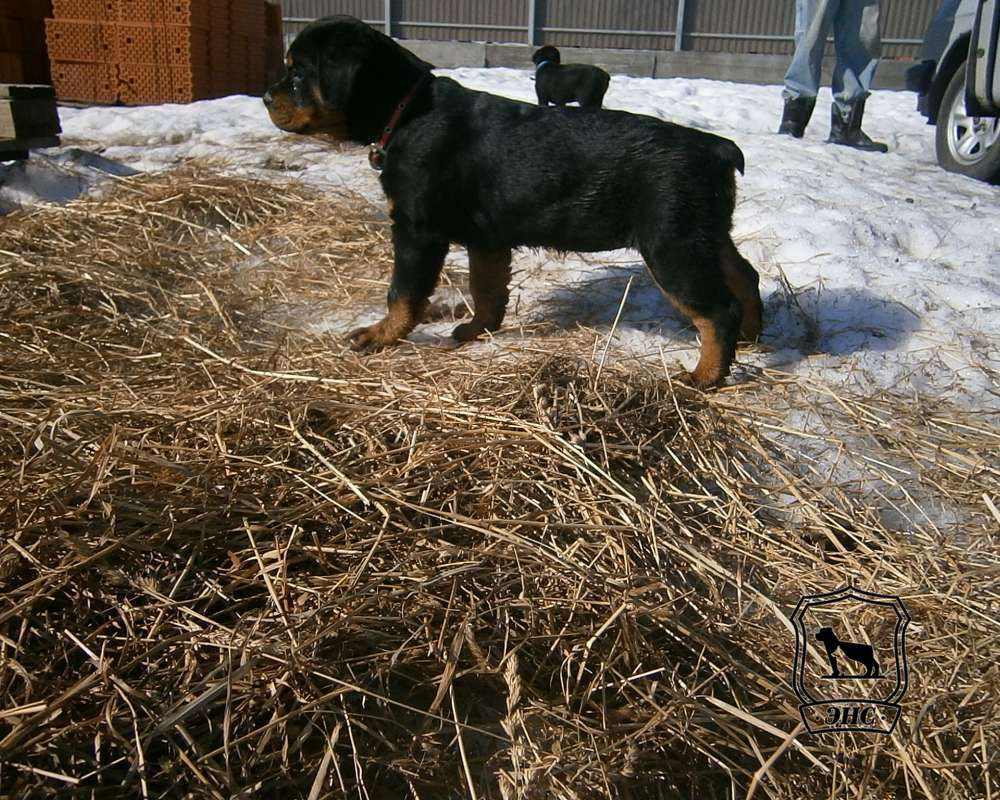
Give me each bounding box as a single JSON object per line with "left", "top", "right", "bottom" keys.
{"left": 0, "top": 84, "right": 62, "bottom": 161}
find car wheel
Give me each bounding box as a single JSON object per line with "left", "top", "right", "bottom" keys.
{"left": 935, "top": 64, "right": 1000, "bottom": 183}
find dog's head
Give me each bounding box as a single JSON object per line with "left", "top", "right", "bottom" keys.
{"left": 815, "top": 627, "right": 836, "bottom": 644}
{"left": 263, "top": 15, "right": 432, "bottom": 142}
{"left": 531, "top": 45, "right": 561, "bottom": 67}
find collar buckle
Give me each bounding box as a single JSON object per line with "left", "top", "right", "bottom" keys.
{"left": 368, "top": 142, "right": 387, "bottom": 171}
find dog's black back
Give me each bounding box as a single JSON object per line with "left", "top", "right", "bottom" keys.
{"left": 532, "top": 45, "right": 610, "bottom": 109}
{"left": 383, "top": 78, "right": 743, "bottom": 254}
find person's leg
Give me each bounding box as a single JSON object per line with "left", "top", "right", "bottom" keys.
{"left": 831, "top": 0, "right": 881, "bottom": 111}
{"left": 827, "top": 0, "right": 887, "bottom": 151}
{"left": 779, "top": 0, "right": 836, "bottom": 136}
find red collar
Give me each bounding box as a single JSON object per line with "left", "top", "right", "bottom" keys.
{"left": 368, "top": 75, "right": 431, "bottom": 171}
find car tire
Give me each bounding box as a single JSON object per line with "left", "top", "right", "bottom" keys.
{"left": 934, "top": 64, "right": 1000, "bottom": 183}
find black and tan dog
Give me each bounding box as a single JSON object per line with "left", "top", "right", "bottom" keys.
{"left": 264, "top": 16, "right": 762, "bottom": 388}
{"left": 531, "top": 45, "right": 610, "bottom": 109}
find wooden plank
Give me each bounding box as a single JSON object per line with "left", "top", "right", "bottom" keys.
{"left": 0, "top": 135, "right": 61, "bottom": 159}
{"left": 0, "top": 98, "right": 62, "bottom": 140}
{"left": 0, "top": 84, "right": 57, "bottom": 100}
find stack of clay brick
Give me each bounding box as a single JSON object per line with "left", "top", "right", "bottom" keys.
{"left": 44, "top": 0, "right": 283, "bottom": 105}
{"left": 0, "top": 0, "right": 53, "bottom": 85}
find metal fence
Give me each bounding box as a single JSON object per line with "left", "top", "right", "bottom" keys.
{"left": 281, "top": 0, "right": 938, "bottom": 60}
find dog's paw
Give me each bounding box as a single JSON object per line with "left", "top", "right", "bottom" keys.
{"left": 738, "top": 326, "right": 762, "bottom": 345}
{"left": 451, "top": 321, "right": 487, "bottom": 343}
{"left": 346, "top": 323, "right": 395, "bottom": 352}
{"left": 671, "top": 369, "right": 722, "bottom": 392}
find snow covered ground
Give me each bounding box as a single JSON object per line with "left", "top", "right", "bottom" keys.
{"left": 13, "top": 67, "right": 1000, "bottom": 407}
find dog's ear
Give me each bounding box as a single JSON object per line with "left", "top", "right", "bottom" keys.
{"left": 317, "top": 56, "right": 362, "bottom": 112}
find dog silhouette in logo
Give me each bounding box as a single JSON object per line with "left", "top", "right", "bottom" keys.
{"left": 816, "top": 627, "right": 880, "bottom": 678}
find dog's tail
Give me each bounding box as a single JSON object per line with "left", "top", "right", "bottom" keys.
{"left": 714, "top": 138, "right": 745, "bottom": 176}
{"left": 708, "top": 137, "right": 744, "bottom": 221}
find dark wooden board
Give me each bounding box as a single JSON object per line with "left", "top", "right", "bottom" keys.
{"left": 0, "top": 135, "right": 61, "bottom": 160}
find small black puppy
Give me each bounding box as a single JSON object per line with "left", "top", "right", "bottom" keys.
{"left": 531, "top": 45, "right": 610, "bottom": 109}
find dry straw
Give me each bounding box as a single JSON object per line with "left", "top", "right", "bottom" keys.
{"left": 0, "top": 170, "right": 996, "bottom": 799}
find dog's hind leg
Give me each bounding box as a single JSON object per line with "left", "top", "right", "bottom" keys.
{"left": 721, "top": 237, "right": 763, "bottom": 342}
{"left": 348, "top": 226, "right": 447, "bottom": 351}
{"left": 582, "top": 76, "right": 610, "bottom": 109}
{"left": 641, "top": 239, "right": 742, "bottom": 389}
{"left": 453, "top": 247, "right": 513, "bottom": 342}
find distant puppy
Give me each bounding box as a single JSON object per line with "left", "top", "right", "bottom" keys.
{"left": 265, "top": 17, "right": 763, "bottom": 388}
{"left": 531, "top": 45, "right": 610, "bottom": 109}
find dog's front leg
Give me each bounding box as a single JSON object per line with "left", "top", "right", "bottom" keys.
{"left": 347, "top": 225, "right": 447, "bottom": 352}
{"left": 452, "top": 247, "right": 512, "bottom": 342}
{"left": 826, "top": 653, "right": 841, "bottom": 678}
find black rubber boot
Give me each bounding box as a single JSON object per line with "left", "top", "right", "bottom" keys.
{"left": 827, "top": 100, "right": 888, "bottom": 152}
{"left": 778, "top": 97, "right": 816, "bottom": 138}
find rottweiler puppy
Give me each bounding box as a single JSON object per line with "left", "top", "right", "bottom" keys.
{"left": 264, "top": 16, "right": 763, "bottom": 388}
{"left": 531, "top": 45, "right": 610, "bottom": 109}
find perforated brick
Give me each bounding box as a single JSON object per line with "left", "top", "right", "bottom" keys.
{"left": 45, "top": 19, "right": 114, "bottom": 63}
{"left": 210, "top": 68, "right": 232, "bottom": 97}
{"left": 50, "top": 59, "right": 115, "bottom": 102}
{"left": 117, "top": 60, "right": 170, "bottom": 104}
{"left": 168, "top": 64, "right": 213, "bottom": 103}
{"left": 209, "top": 29, "right": 229, "bottom": 84}
{"left": 209, "top": 0, "right": 227, "bottom": 33}
{"left": 159, "top": 0, "right": 214, "bottom": 29}
{"left": 52, "top": 0, "right": 113, "bottom": 19}
{"left": 161, "top": 24, "right": 209, "bottom": 67}
{"left": 112, "top": 0, "right": 158, "bottom": 22}
{"left": 228, "top": 0, "right": 265, "bottom": 39}
{"left": 113, "top": 22, "right": 159, "bottom": 63}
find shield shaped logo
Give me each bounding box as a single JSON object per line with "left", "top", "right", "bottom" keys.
{"left": 791, "top": 586, "right": 910, "bottom": 734}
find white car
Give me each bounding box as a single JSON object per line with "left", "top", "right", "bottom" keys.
{"left": 906, "top": 0, "right": 1000, "bottom": 182}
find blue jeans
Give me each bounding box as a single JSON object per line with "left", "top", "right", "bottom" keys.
{"left": 782, "top": 0, "right": 882, "bottom": 112}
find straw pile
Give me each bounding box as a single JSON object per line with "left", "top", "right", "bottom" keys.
{"left": 0, "top": 170, "right": 996, "bottom": 799}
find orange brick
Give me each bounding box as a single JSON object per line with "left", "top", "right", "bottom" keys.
{"left": 117, "top": 60, "right": 171, "bottom": 104}
{"left": 45, "top": 19, "right": 115, "bottom": 63}
{"left": 50, "top": 59, "right": 115, "bottom": 102}
{"left": 113, "top": 22, "right": 156, "bottom": 63}
{"left": 52, "top": 0, "right": 114, "bottom": 19}
{"left": 161, "top": 24, "right": 209, "bottom": 66}
{"left": 159, "top": 0, "right": 214, "bottom": 29}
{"left": 168, "top": 64, "right": 213, "bottom": 102}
